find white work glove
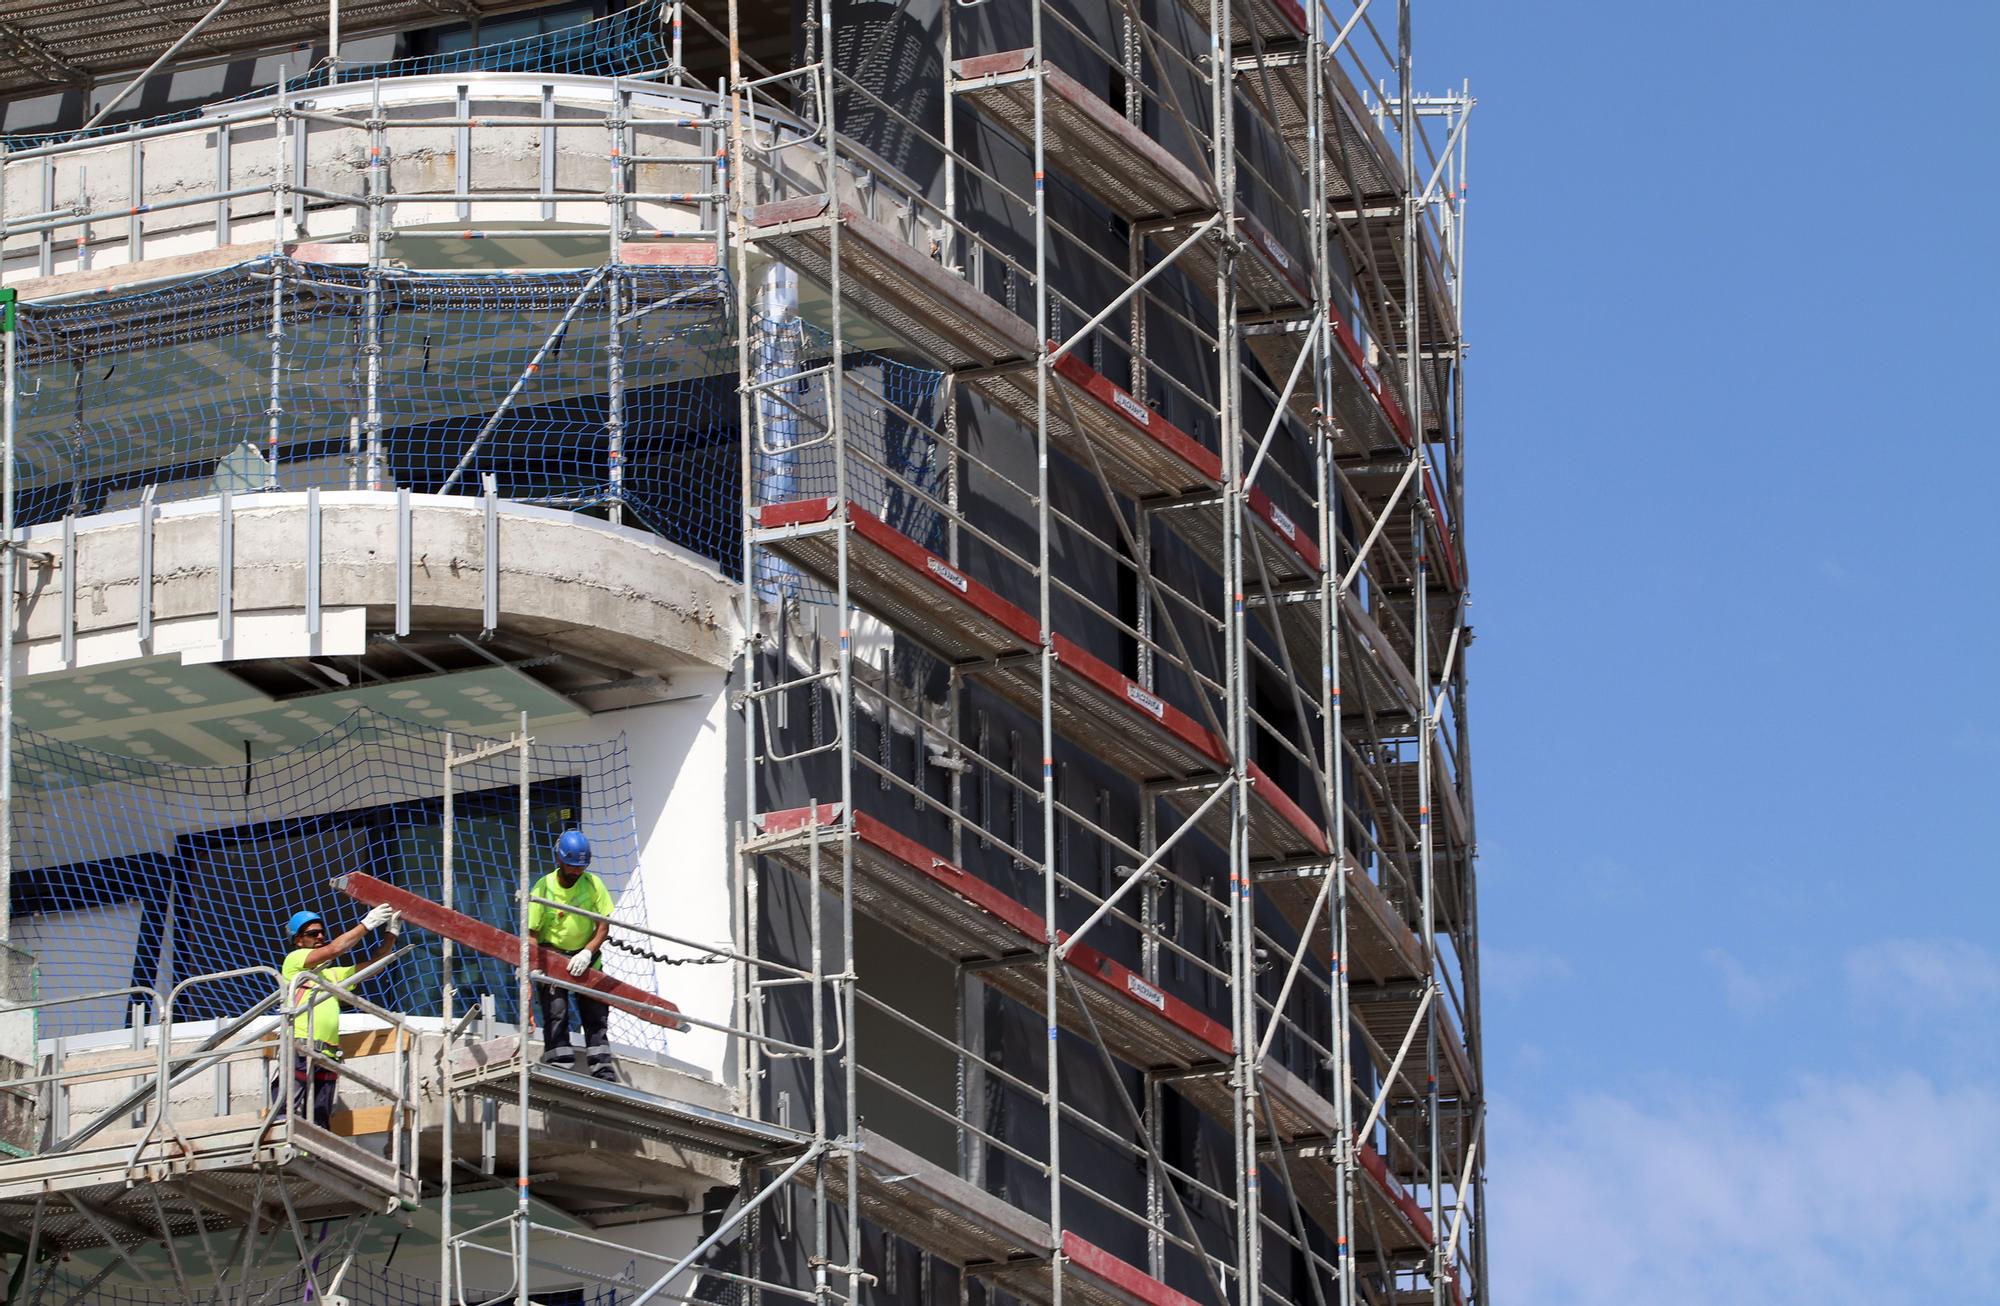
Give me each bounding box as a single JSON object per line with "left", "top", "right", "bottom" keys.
{"left": 566, "top": 948, "right": 594, "bottom": 977}
{"left": 361, "top": 903, "right": 394, "bottom": 931}
{"left": 383, "top": 909, "right": 403, "bottom": 937}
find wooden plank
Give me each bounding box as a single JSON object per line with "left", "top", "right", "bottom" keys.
{"left": 336, "top": 872, "right": 686, "bottom": 1030}
{"left": 328, "top": 1105, "right": 395, "bottom": 1137}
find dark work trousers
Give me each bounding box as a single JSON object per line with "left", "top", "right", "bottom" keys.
{"left": 537, "top": 948, "right": 614, "bottom": 1077}
{"left": 274, "top": 1050, "right": 339, "bottom": 1129}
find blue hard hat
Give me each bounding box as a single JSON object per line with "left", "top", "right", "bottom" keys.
{"left": 555, "top": 830, "right": 592, "bottom": 868}
{"left": 286, "top": 910, "right": 325, "bottom": 938}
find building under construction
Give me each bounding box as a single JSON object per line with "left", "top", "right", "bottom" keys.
{"left": 0, "top": 1, "right": 1479, "bottom": 1303}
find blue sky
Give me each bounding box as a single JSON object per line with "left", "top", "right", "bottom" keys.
{"left": 1416, "top": 1, "right": 2000, "bottom": 1299}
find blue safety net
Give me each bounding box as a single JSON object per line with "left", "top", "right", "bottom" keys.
{"left": 5, "top": 711, "right": 686, "bottom": 1056}
{"left": 8, "top": 257, "right": 743, "bottom": 572}
{"left": 2, "top": 3, "right": 682, "bottom": 152}
{"left": 8, "top": 257, "right": 946, "bottom": 593}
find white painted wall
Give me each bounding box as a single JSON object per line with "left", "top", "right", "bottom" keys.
{"left": 540, "top": 670, "right": 734, "bottom": 1086}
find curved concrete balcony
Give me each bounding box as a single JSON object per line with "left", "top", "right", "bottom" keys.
{"left": 1, "top": 72, "right": 729, "bottom": 290}
{"left": 9, "top": 491, "right": 737, "bottom": 685}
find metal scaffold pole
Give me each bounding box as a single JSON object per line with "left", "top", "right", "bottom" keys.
{"left": 1029, "top": 4, "right": 1066, "bottom": 1305}
{"left": 1395, "top": 5, "right": 1446, "bottom": 1304}
{"left": 516, "top": 709, "right": 532, "bottom": 1306}
{"left": 1, "top": 281, "right": 14, "bottom": 947}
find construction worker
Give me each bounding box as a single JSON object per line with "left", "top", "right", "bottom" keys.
{"left": 278, "top": 903, "right": 401, "bottom": 1128}
{"left": 529, "top": 829, "right": 617, "bottom": 1081}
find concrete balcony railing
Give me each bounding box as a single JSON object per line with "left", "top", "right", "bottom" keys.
{"left": 1, "top": 72, "right": 729, "bottom": 288}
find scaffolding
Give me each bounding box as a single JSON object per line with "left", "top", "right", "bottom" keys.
{"left": 730, "top": 4, "right": 1478, "bottom": 1306}
{"left": 0, "top": 0, "right": 1478, "bottom": 1302}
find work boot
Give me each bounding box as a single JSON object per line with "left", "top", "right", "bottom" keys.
{"left": 587, "top": 1048, "right": 617, "bottom": 1082}
{"left": 541, "top": 1045, "right": 576, "bottom": 1068}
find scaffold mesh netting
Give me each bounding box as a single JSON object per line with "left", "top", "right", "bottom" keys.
{"left": 8, "top": 259, "right": 948, "bottom": 593}
{"left": 9, "top": 258, "right": 740, "bottom": 566}
{"left": 3, "top": 3, "right": 682, "bottom": 151}
{"left": 6, "top": 711, "right": 683, "bottom": 1054}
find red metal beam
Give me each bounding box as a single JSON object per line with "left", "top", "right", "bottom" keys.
{"left": 336, "top": 872, "right": 686, "bottom": 1030}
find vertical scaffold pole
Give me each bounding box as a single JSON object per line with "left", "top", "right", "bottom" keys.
{"left": 721, "top": 16, "right": 771, "bottom": 1306}
{"left": 363, "top": 80, "right": 386, "bottom": 492}
{"left": 266, "top": 68, "right": 289, "bottom": 492}
{"left": 1300, "top": 9, "right": 1361, "bottom": 1303}
{"left": 439, "top": 729, "right": 457, "bottom": 1305}
{"left": 607, "top": 78, "right": 628, "bottom": 528}
{"left": 1208, "top": 0, "right": 1256, "bottom": 1300}
{"left": 820, "top": 7, "right": 870, "bottom": 1295}
{"left": 1393, "top": 5, "right": 1445, "bottom": 1303}
{"left": 1028, "top": 4, "right": 1066, "bottom": 1304}
{"left": 516, "top": 710, "right": 533, "bottom": 1306}
{"left": 0, "top": 282, "right": 15, "bottom": 945}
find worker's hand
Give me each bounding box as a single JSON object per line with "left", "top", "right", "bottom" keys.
{"left": 383, "top": 910, "right": 403, "bottom": 937}
{"left": 566, "top": 948, "right": 594, "bottom": 977}
{"left": 362, "top": 904, "right": 394, "bottom": 932}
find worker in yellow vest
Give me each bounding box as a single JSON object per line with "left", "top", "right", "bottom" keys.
{"left": 278, "top": 903, "right": 401, "bottom": 1127}
{"left": 529, "top": 830, "right": 617, "bottom": 1081}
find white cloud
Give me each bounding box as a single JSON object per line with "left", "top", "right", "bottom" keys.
{"left": 1846, "top": 937, "right": 2000, "bottom": 1017}
{"left": 1702, "top": 945, "right": 1791, "bottom": 1015}
{"left": 1489, "top": 1072, "right": 2000, "bottom": 1304}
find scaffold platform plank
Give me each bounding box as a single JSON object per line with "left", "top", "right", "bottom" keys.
{"left": 1259, "top": 857, "right": 1420, "bottom": 983}
{"left": 1283, "top": 1134, "right": 1437, "bottom": 1269}
{"left": 743, "top": 807, "right": 1446, "bottom": 1283}
{"left": 816, "top": 1127, "right": 1236, "bottom": 1306}
{"left": 337, "top": 872, "right": 686, "bottom": 1030}
{"left": 750, "top": 806, "right": 1346, "bottom": 1151}
{"left": 757, "top": 498, "right": 1041, "bottom": 661}
{"left": 1151, "top": 481, "right": 1320, "bottom": 597}
{"left": 1245, "top": 586, "right": 1426, "bottom": 735}
{"left": 987, "top": 1230, "right": 1209, "bottom": 1306}
{"left": 1343, "top": 216, "right": 1456, "bottom": 429}
{"left": 1341, "top": 462, "right": 1464, "bottom": 594}
{"left": 0, "top": 1111, "right": 417, "bottom": 1232}
{"left": 967, "top": 351, "right": 1220, "bottom": 502}
{"left": 950, "top": 52, "right": 1212, "bottom": 222}
{"left": 1234, "top": 45, "right": 1401, "bottom": 206}
{"left": 812, "top": 1126, "right": 1052, "bottom": 1269}
{"left": 448, "top": 1038, "right": 808, "bottom": 1160}
{"left": 1169, "top": 0, "right": 1309, "bottom": 46}
{"left": 745, "top": 196, "right": 1038, "bottom": 371}
{"left": 1376, "top": 758, "right": 1470, "bottom": 864}
{"left": 1259, "top": 858, "right": 1477, "bottom": 1170}
{"left": 756, "top": 499, "right": 1330, "bottom": 862}
{"left": 751, "top": 805, "right": 1233, "bottom": 1076}
{"left": 1150, "top": 207, "right": 1310, "bottom": 316}
{"left": 1242, "top": 309, "right": 1416, "bottom": 459}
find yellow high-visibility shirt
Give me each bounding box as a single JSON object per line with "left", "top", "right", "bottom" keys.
{"left": 527, "top": 870, "right": 612, "bottom": 953}
{"left": 281, "top": 949, "right": 357, "bottom": 1052}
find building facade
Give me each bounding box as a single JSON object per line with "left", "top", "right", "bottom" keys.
{"left": 0, "top": 2, "right": 1480, "bottom": 1304}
